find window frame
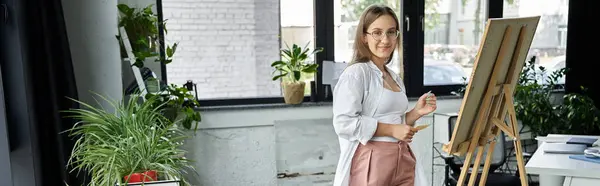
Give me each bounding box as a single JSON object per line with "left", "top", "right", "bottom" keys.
{"left": 402, "top": 0, "right": 504, "bottom": 98}
{"left": 154, "top": 0, "right": 534, "bottom": 107}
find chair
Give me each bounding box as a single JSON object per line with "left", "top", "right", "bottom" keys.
{"left": 441, "top": 115, "right": 524, "bottom": 186}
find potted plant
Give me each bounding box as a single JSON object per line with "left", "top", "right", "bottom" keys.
{"left": 62, "top": 93, "right": 195, "bottom": 186}
{"left": 512, "top": 56, "right": 600, "bottom": 136}
{"left": 116, "top": 3, "right": 201, "bottom": 130}
{"left": 145, "top": 83, "right": 202, "bottom": 131}
{"left": 116, "top": 3, "right": 177, "bottom": 68}
{"left": 271, "top": 42, "right": 323, "bottom": 104}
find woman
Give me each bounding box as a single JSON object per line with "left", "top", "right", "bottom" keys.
{"left": 332, "top": 4, "right": 437, "bottom": 186}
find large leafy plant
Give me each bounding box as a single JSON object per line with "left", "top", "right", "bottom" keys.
{"left": 513, "top": 56, "right": 566, "bottom": 136}
{"left": 514, "top": 56, "right": 600, "bottom": 136}
{"left": 63, "top": 93, "right": 194, "bottom": 186}
{"left": 116, "top": 3, "right": 178, "bottom": 68}
{"left": 271, "top": 42, "right": 323, "bottom": 83}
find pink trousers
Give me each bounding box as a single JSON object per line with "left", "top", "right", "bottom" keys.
{"left": 349, "top": 141, "right": 416, "bottom": 186}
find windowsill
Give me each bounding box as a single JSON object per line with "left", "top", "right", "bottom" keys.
{"left": 197, "top": 101, "right": 333, "bottom": 111}
{"left": 192, "top": 95, "right": 465, "bottom": 129}
{"left": 196, "top": 94, "right": 463, "bottom": 111}
{"left": 406, "top": 94, "right": 463, "bottom": 101}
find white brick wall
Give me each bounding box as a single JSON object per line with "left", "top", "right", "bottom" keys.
{"left": 163, "top": 0, "right": 281, "bottom": 99}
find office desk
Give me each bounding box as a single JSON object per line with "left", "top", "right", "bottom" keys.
{"left": 525, "top": 134, "right": 600, "bottom": 186}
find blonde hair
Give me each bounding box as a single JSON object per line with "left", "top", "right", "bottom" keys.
{"left": 350, "top": 4, "right": 404, "bottom": 78}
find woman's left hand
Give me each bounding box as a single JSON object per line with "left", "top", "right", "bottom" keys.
{"left": 414, "top": 92, "right": 437, "bottom": 116}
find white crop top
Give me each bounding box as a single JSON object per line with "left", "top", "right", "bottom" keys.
{"left": 370, "top": 88, "right": 409, "bottom": 142}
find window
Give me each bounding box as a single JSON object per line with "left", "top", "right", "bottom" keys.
{"left": 280, "top": 0, "right": 316, "bottom": 96}
{"left": 155, "top": 0, "right": 570, "bottom": 106}
{"left": 423, "top": 0, "right": 487, "bottom": 86}
{"left": 504, "top": 0, "right": 568, "bottom": 85}
{"left": 162, "top": 0, "right": 283, "bottom": 100}
{"left": 334, "top": 0, "right": 403, "bottom": 74}
{"left": 558, "top": 25, "right": 567, "bottom": 48}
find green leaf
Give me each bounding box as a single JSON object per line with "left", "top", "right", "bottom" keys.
{"left": 182, "top": 119, "right": 192, "bottom": 129}
{"left": 312, "top": 47, "right": 324, "bottom": 55}
{"left": 117, "top": 4, "right": 133, "bottom": 16}
{"left": 133, "top": 59, "right": 145, "bottom": 68}
{"left": 143, "top": 4, "right": 154, "bottom": 15}
{"left": 298, "top": 53, "right": 308, "bottom": 61}
{"left": 271, "top": 61, "right": 286, "bottom": 67}
{"left": 281, "top": 49, "right": 292, "bottom": 59}
{"left": 274, "top": 66, "right": 287, "bottom": 73}
{"left": 163, "top": 22, "right": 169, "bottom": 34}
{"left": 166, "top": 45, "right": 173, "bottom": 57}
{"left": 301, "top": 47, "right": 310, "bottom": 57}
{"left": 273, "top": 73, "right": 288, "bottom": 81}
{"left": 293, "top": 71, "right": 301, "bottom": 81}
{"left": 293, "top": 44, "right": 301, "bottom": 59}
{"left": 290, "top": 58, "right": 297, "bottom": 67}
{"left": 302, "top": 64, "right": 319, "bottom": 73}
{"left": 167, "top": 43, "right": 178, "bottom": 58}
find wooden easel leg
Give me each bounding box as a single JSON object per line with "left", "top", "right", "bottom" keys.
{"left": 467, "top": 146, "right": 486, "bottom": 186}
{"left": 509, "top": 107, "right": 529, "bottom": 186}
{"left": 457, "top": 141, "right": 477, "bottom": 186}
{"left": 479, "top": 128, "right": 501, "bottom": 186}
{"left": 503, "top": 89, "right": 528, "bottom": 186}
{"left": 514, "top": 137, "right": 528, "bottom": 186}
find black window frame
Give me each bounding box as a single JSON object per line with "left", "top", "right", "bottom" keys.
{"left": 154, "top": 0, "right": 511, "bottom": 107}
{"left": 403, "top": 0, "right": 504, "bottom": 97}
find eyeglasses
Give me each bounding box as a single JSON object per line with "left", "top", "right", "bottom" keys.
{"left": 365, "top": 30, "right": 400, "bottom": 41}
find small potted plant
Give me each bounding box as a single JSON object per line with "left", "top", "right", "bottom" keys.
{"left": 271, "top": 42, "right": 323, "bottom": 104}
{"left": 62, "top": 93, "right": 195, "bottom": 186}
{"left": 145, "top": 83, "right": 202, "bottom": 131}
{"left": 116, "top": 3, "right": 177, "bottom": 68}
{"left": 116, "top": 3, "right": 178, "bottom": 96}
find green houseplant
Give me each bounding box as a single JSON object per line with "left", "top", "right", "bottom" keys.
{"left": 145, "top": 84, "right": 202, "bottom": 131}
{"left": 271, "top": 42, "right": 323, "bottom": 104}
{"left": 116, "top": 3, "right": 200, "bottom": 131}
{"left": 63, "top": 93, "right": 195, "bottom": 186}
{"left": 513, "top": 56, "right": 600, "bottom": 136}
{"left": 116, "top": 3, "right": 177, "bottom": 68}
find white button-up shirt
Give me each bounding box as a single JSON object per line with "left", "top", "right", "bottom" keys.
{"left": 332, "top": 61, "right": 427, "bottom": 186}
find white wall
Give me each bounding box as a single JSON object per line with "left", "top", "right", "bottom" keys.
{"left": 62, "top": 0, "right": 122, "bottom": 109}
{"left": 183, "top": 98, "right": 463, "bottom": 185}
{"left": 161, "top": 0, "right": 281, "bottom": 99}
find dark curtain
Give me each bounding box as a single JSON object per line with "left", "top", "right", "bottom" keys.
{"left": 27, "top": 0, "right": 84, "bottom": 184}
{"left": 1, "top": 0, "right": 82, "bottom": 185}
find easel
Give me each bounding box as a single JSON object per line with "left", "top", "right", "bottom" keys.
{"left": 442, "top": 16, "right": 540, "bottom": 186}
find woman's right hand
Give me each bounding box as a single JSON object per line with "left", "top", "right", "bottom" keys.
{"left": 392, "top": 124, "right": 418, "bottom": 142}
